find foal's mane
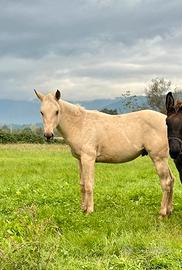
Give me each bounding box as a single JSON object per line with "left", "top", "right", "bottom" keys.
{"left": 175, "top": 99, "right": 182, "bottom": 112}
{"left": 62, "top": 100, "right": 85, "bottom": 116}
{"left": 46, "top": 93, "right": 85, "bottom": 116}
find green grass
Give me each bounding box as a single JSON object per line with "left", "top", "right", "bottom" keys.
{"left": 0, "top": 144, "right": 182, "bottom": 270}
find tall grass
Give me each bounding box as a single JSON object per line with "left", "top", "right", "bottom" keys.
{"left": 0, "top": 144, "right": 182, "bottom": 270}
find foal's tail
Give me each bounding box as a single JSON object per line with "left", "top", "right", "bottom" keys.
{"left": 168, "top": 166, "right": 175, "bottom": 183}
{"left": 141, "top": 149, "right": 148, "bottom": 157}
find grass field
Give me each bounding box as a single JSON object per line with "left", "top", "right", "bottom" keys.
{"left": 0, "top": 144, "right": 182, "bottom": 270}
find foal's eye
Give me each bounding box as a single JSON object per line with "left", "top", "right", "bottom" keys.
{"left": 56, "top": 110, "right": 59, "bottom": 115}
{"left": 40, "top": 111, "right": 44, "bottom": 116}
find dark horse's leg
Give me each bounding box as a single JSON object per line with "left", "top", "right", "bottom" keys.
{"left": 174, "top": 157, "right": 182, "bottom": 183}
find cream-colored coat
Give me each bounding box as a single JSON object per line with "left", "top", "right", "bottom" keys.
{"left": 35, "top": 90, "right": 174, "bottom": 217}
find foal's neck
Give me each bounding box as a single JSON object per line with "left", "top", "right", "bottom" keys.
{"left": 57, "top": 100, "right": 85, "bottom": 139}
{"left": 61, "top": 100, "right": 83, "bottom": 115}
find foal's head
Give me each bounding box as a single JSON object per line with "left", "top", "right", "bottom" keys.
{"left": 34, "top": 89, "right": 61, "bottom": 141}
{"left": 166, "top": 92, "right": 182, "bottom": 159}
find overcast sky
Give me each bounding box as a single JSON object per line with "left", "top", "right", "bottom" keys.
{"left": 1, "top": 0, "right": 182, "bottom": 101}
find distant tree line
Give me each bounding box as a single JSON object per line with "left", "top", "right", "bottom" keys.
{"left": 100, "top": 108, "right": 118, "bottom": 115}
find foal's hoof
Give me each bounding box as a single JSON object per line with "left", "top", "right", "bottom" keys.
{"left": 159, "top": 208, "right": 173, "bottom": 219}
{"left": 81, "top": 204, "right": 86, "bottom": 212}
{"left": 158, "top": 214, "right": 166, "bottom": 220}
{"left": 159, "top": 209, "right": 168, "bottom": 219}
{"left": 86, "top": 208, "right": 94, "bottom": 215}
{"left": 166, "top": 208, "right": 173, "bottom": 217}
{"left": 82, "top": 207, "right": 94, "bottom": 215}
{"left": 81, "top": 203, "right": 94, "bottom": 214}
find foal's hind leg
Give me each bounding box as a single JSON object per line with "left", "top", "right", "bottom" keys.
{"left": 167, "top": 167, "right": 175, "bottom": 216}
{"left": 151, "top": 156, "right": 174, "bottom": 217}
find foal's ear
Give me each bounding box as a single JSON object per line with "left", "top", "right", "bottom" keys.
{"left": 166, "top": 92, "right": 175, "bottom": 114}
{"left": 55, "top": 89, "right": 61, "bottom": 101}
{"left": 34, "top": 89, "right": 44, "bottom": 101}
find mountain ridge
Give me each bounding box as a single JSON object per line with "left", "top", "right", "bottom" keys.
{"left": 0, "top": 96, "right": 149, "bottom": 125}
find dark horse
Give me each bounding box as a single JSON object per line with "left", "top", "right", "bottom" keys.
{"left": 166, "top": 92, "right": 182, "bottom": 182}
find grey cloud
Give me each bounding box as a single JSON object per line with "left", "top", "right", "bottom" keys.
{"left": 1, "top": 0, "right": 182, "bottom": 58}
{"left": 0, "top": 0, "right": 182, "bottom": 100}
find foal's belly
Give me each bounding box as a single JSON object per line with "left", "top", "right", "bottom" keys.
{"left": 69, "top": 137, "right": 143, "bottom": 163}
{"left": 96, "top": 147, "right": 142, "bottom": 163}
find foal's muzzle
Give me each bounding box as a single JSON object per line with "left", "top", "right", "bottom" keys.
{"left": 44, "top": 132, "right": 54, "bottom": 142}
{"left": 168, "top": 137, "right": 182, "bottom": 159}
{"left": 169, "top": 150, "right": 179, "bottom": 159}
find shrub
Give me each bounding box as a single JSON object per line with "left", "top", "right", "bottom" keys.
{"left": 0, "top": 129, "right": 63, "bottom": 144}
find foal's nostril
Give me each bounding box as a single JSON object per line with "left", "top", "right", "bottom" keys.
{"left": 44, "top": 133, "right": 54, "bottom": 141}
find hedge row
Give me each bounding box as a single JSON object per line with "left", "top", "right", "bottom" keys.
{"left": 0, "top": 130, "right": 63, "bottom": 144}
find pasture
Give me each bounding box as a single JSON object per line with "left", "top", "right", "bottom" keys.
{"left": 0, "top": 144, "right": 182, "bottom": 270}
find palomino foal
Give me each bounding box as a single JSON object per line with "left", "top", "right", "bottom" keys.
{"left": 35, "top": 90, "right": 174, "bottom": 217}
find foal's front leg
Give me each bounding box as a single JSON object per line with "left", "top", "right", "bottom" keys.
{"left": 80, "top": 153, "right": 95, "bottom": 214}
